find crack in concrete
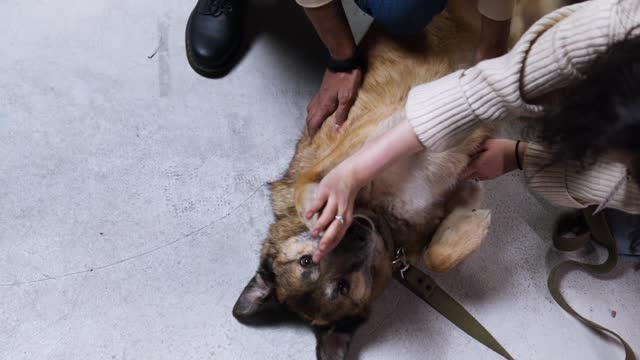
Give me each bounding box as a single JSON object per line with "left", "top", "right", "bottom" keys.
{"left": 1, "top": 184, "right": 267, "bottom": 287}
{"left": 147, "top": 36, "right": 162, "bottom": 59}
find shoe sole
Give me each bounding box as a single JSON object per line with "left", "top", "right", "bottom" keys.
{"left": 185, "top": 8, "right": 244, "bottom": 79}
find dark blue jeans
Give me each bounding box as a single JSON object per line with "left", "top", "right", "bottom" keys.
{"left": 354, "top": 0, "right": 448, "bottom": 34}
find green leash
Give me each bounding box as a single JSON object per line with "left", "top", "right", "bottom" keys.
{"left": 548, "top": 207, "right": 636, "bottom": 360}
{"left": 390, "top": 207, "right": 635, "bottom": 359}
{"left": 392, "top": 249, "right": 514, "bottom": 359}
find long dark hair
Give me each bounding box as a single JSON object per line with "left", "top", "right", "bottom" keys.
{"left": 535, "top": 35, "right": 640, "bottom": 183}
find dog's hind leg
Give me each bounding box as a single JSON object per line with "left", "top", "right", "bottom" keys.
{"left": 423, "top": 181, "right": 492, "bottom": 272}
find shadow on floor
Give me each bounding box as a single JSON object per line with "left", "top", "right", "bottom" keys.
{"left": 223, "top": 0, "right": 328, "bottom": 78}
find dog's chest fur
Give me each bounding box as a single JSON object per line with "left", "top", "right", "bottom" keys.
{"left": 357, "top": 112, "right": 473, "bottom": 254}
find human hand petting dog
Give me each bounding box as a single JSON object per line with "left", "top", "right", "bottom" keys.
{"left": 304, "top": 119, "right": 424, "bottom": 263}
{"left": 306, "top": 68, "right": 363, "bottom": 136}
{"left": 305, "top": 160, "right": 364, "bottom": 263}
{"left": 462, "top": 139, "right": 528, "bottom": 181}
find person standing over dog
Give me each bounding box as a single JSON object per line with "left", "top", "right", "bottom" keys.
{"left": 305, "top": 0, "right": 640, "bottom": 263}
{"left": 185, "top": 0, "right": 514, "bottom": 133}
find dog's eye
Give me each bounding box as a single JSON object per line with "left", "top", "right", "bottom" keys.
{"left": 337, "top": 279, "right": 350, "bottom": 296}
{"left": 299, "top": 255, "right": 313, "bottom": 268}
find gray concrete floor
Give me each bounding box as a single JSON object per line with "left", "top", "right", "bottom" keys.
{"left": 1, "top": 1, "right": 638, "bottom": 359}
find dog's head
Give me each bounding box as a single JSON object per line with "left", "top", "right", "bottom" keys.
{"left": 233, "top": 208, "right": 393, "bottom": 358}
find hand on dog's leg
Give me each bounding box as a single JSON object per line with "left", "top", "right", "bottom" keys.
{"left": 424, "top": 207, "right": 491, "bottom": 272}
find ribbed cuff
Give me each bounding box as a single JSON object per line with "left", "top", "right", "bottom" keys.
{"left": 566, "top": 159, "right": 639, "bottom": 212}
{"left": 523, "top": 143, "right": 584, "bottom": 209}
{"left": 406, "top": 70, "right": 475, "bottom": 152}
{"left": 295, "top": 0, "right": 333, "bottom": 8}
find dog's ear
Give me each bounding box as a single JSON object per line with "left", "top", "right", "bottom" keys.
{"left": 232, "top": 259, "right": 277, "bottom": 321}
{"left": 314, "top": 317, "right": 366, "bottom": 360}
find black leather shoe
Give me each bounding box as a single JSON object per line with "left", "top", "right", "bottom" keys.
{"left": 186, "top": 0, "right": 245, "bottom": 78}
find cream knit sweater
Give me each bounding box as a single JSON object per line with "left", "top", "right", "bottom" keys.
{"left": 406, "top": 0, "right": 640, "bottom": 214}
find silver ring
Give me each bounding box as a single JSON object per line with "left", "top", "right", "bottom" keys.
{"left": 334, "top": 215, "right": 345, "bottom": 225}
{"left": 334, "top": 123, "right": 341, "bottom": 130}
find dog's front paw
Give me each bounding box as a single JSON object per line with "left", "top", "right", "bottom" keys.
{"left": 295, "top": 182, "right": 320, "bottom": 230}
{"left": 424, "top": 207, "right": 491, "bottom": 272}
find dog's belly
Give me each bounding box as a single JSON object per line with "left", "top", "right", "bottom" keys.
{"left": 370, "top": 148, "right": 465, "bottom": 223}
{"left": 370, "top": 156, "right": 436, "bottom": 224}
{"left": 363, "top": 113, "right": 462, "bottom": 226}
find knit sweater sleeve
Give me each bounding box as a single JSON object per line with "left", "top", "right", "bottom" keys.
{"left": 524, "top": 143, "right": 640, "bottom": 214}
{"left": 406, "top": 0, "right": 640, "bottom": 152}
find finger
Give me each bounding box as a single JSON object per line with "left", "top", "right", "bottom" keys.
{"left": 306, "top": 112, "right": 321, "bottom": 137}
{"left": 309, "top": 103, "right": 337, "bottom": 136}
{"left": 312, "top": 197, "right": 337, "bottom": 237}
{"left": 307, "top": 94, "right": 319, "bottom": 115}
{"left": 306, "top": 187, "right": 329, "bottom": 219}
{"left": 333, "top": 207, "right": 353, "bottom": 250}
{"left": 460, "top": 167, "right": 477, "bottom": 181}
{"left": 305, "top": 97, "right": 319, "bottom": 135}
{"left": 315, "top": 202, "right": 353, "bottom": 261}
{"left": 318, "top": 99, "right": 338, "bottom": 125}
{"left": 313, "top": 217, "right": 345, "bottom": 263}
{"left": 333, "top": 96, "right": 355, "bottom": 129}
{"left": 470, "top": 147, "right": 488, "bottom": 159}
{"left": 306, "top": 98, "right": 329, "bottom": 136}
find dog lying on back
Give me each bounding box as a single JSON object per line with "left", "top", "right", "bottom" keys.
{"left": 233, "top": 1, "right": 559, "bottom": 358}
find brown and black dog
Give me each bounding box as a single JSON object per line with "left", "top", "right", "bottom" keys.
{"left": 233, "top": 1, "right": 560, "bottom": 358}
